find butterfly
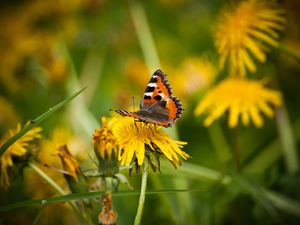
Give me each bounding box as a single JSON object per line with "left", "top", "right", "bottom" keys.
{"left": 112, "top": 69, "right": 183, "bottom": 127}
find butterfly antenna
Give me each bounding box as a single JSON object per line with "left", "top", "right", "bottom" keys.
{"left": 132, "top": 96, "right": 136, "bottom": 112}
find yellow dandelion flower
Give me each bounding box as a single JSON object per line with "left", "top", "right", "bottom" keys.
{"left": 42, "top": 127, "right": 88, "bottom": 162}
{"left": 181, "top": 57, "right": 217, "bottom": 92}
{"left": 194, "top": 78, "right": 282, "bottom": 128}
{"left": 0, "top": 124, "right": 42, "bottom": 187}
{"left": 93, "top": 117, "right": 120, "bottom": 177}
{"left": 93, "top": 117, "right": 118, "bottom": 160}
{"left": 173, "top": 57, "right": 218, "bottom": 97}
{"left": 215, "top": 0, "right": 285, "bottom": 76}
{"left": 125, "top": 58, "right": 149, "bottom": 91}
{"left": 112, "top": 117, "right": 189, "bottom": 167}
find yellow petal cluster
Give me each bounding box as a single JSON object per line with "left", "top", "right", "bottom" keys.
{"left": 112, "top": 117, "right": 189, "bottom": 167}
{"left": 215, "top": 0, "right": 285, "bottom": 76}
{"left": 93, "top": 117, "right": 118, "bottom": 160}
{"left": 0, "top": 124, "right": 42, "bottom": 187}
{"left": 195, "top": 78, "right": 282, "bottom": 128}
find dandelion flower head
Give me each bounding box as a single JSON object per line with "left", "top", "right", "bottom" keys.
{"left": 93, "top": 117, "right": 118, "bottom": 160}
{"left": 215, "top": 0, "right": 285, "bottom": 76}
{"left": 112, "top": 117, "right": 189, "bottom": 167}
{"left": 195, "top": 78, "right": 282, "bottom": 128}
{"left": 178, "top": 57, "right": 218, "bottom": 95}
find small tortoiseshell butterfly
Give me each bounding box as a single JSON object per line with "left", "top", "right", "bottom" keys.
{"left": 112, "top": 69, "right": 183, "bottom": 127}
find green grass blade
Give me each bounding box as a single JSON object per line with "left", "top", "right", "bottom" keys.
{"left": 233, "top": 175, "right": 284, "bottom": 224}
{"left": 164, "top": 161, "right": 300, "bottom": 218}
{"left": 262, "top": 188, "right": 300, "bottom": 217}
{"left": 0, "top": 189, "right": 205, "bottom": 213}
{"left": 207, "top": 122, "right": 232, "bottom": 163}
{"left": 243, "top": 140, "right": 282, "bottom": 173}
{"left": 0, "top": 87, "right": 87, "bottom": 157}
{"left": 0, "top": 191, "right": 102, "bottom": 213}
{"left": 276, "top": 107, "right": 299, "bottom": 174}
{"left": 162, "top": 161, "right": 232, "bottom": 184}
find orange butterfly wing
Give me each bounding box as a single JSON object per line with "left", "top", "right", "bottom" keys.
{"left": 113, "top": 70, "right": 183, "bottom": 127}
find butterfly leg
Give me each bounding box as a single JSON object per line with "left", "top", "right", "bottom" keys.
{"left": 145, "top": 123, "right": 154, "bottom": 136}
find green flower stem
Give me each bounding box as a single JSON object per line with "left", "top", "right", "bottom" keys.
{"left": 207, "top": 122, "right": 232, "bottom": 163}
{"left": 134, "top": 158, "right": 149, "bottom": 225}
{"left": 232, "top": 125, "right": 241, "bottom": 171}
{"left": 128, "top": 0, "right": 161, "bottom": 73}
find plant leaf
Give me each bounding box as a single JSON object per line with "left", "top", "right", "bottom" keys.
{"left": 0, "top": 87, "right": 87, "bottom": 157}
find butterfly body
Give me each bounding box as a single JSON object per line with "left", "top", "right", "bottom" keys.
{"left": 113, "top": 70, "right": 183, "bottom": 127}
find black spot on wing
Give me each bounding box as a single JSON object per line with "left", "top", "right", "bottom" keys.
{"left": 154, "top": 95, "right": 162, "bottom": 101}
{"left": 144, "top": 95, "right": 151, "bottom": 100}
{"left": 145, "top": 86, "right": 155, "bottom": 92}
{"left": 150, "top": 77, "right": 158, "bottom": 83}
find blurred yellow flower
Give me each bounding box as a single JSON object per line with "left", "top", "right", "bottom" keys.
{"left": 0, "top": 0, "right": 84, "bottom": 93}
{"left": 194, "top": 78, "right": 282, "bottom": 128}
{"left": 0, "top": 124, "right": 42, "bottom": 188}
{"left": 215, "top": 0, "right": 285, "bottom": 76}
{"left": 172, "top": 57, "right": 218, "bottom": 98}
{"left": 125, "top": 58, "right": 149, "bottom": 91}
{"left": 112, "top": 117, "right": 189, "bottom": 167}
{"left": 0, "top": 96, "right": 20, "bottom": 130}
{"left": 47, "top": 127, "right": 88, "bottom": 162}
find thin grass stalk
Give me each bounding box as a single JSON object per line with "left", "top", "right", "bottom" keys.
{"left": 58, "top": 35, "right": 99, "bottom": 137}
{"left": 232, "top": 125, "right": 241, "bottom": 171}
{"left": 207, "top": 122, "right": 232, "bottom": 163}
{"left": 128, "top": 0, "right": 161, "bottom": 73}
{"left": 276, "top": 106, "right": 299, "bottom": 174}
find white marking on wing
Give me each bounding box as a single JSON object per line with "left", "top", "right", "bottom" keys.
{"left": 147, "top": 83, "right": 157, "bottom": 87}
